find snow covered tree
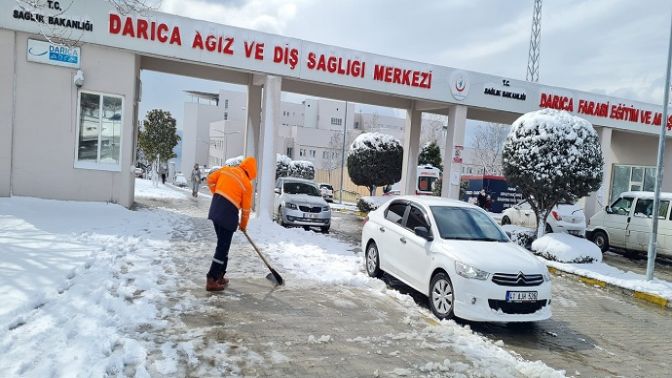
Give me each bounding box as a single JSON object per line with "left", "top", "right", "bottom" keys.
{"left": 418, "top": 141, "right": 443, "bottom": 171}
{"left": 502, "top": 109, "right": 603, "bottom": 238}
{"left": 276, "top": 154, "right": 292, "bottom": 179}
{"left": 289, "top": 160, "right": 315, "bottom": 180}
{"left": 347, "top": 132, "right": 403, "bottom": 196}
{"left": 138, "top": 109, "right": 180, "bottom": 164}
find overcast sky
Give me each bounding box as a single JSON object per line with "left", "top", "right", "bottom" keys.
{"left": 140, "top": 0, "right": 672, "bottom": 134}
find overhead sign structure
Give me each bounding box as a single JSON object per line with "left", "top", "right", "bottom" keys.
{"left": 26, "top": 38, "right": 80, "bottom": 68}
{"left": 2, "top": 0, "right": 671, "bottom": 134}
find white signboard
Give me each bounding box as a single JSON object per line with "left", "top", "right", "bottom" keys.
{"left": 26, "top": 38, "right": 80, "bottom": 68}
{"left": 2, "top": 1, "right": 669, "bottom": 134}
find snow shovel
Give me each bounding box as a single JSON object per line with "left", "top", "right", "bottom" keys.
{"left": 242, "top": 230, "right": 284, "bottom": 286}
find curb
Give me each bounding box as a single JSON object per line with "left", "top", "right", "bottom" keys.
{"left": 547, "top": 266, "right": 671, "bottom": 310}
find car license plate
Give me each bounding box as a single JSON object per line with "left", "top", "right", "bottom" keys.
{"left": 506, "top": 291, "right": 538, "bottom": 302}
{"left": 304, "top": 213, "right": 315, "bottom": 218}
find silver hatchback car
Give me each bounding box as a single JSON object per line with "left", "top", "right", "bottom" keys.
{"left": 274, "top": 177, "right": 332, "bottom": 233}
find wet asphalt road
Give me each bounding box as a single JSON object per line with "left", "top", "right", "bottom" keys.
{"left": 328, "top": 210, "right": 672, "bottom": 377}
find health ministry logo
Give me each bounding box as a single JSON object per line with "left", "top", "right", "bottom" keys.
{"left": 450, "top": 71, "right": 470, "bottom": 101}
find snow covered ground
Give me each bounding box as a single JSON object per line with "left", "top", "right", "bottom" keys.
{"left": 545, "top": 260, "right": 672, "bottom": 301}
{"left": 0, "top": 182, "right": 566, "bottom": 376}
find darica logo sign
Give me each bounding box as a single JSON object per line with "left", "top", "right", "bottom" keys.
{"left": 27, "top": 39, "right": 80, "bottom": 68}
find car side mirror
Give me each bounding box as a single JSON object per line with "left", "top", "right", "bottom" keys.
{"left": 414, "top": 226, "right": 433, "bottom": 241}
{"left": 274, "top": 188, "right": 280, "bottom": 194}
{"left": 605, "top": 206, "right": 612, "bottom": 214}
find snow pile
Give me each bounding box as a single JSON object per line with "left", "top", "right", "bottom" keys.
{"left": 289, "top": 160, "right": 315, "bottom": 180}
{"left": 245, "top": 219, "right": 368, "bottom": 287}
{"left": 0, "top": 197, "right": 177, "bottom": 376}
{"left": 350, "top": 132, "right": 401, "bottom": 152}
{"left": 135, "top": 177, "right": 187, "bottom": 200}
{"left": 532, "top": 233, "right": 602, "bottom": 263}
{"left": 357, "top": 196, "right": 393, "bottom": 212}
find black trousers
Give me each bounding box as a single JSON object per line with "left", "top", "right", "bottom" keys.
{"left": 207, "top": 222, "right": 234, "bottom": 279}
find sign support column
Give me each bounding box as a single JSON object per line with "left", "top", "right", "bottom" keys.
{"left": 400, "top": 102, "right": 422, "bottom": 195}
{"left": 441, "top": 105, "right": 467, "bottom": 199}
{"left": 257, "top": 75, "right": 281, "bottom": 220}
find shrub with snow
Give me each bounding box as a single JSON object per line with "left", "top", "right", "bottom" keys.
{"left": 289, "top": 160, "right": 316, "bottom": 180}
{"left": 532, "top": 233, "right": 602, "bottom": 263}
{"left": 502, "top": 109, "right": 603, "bottom": 239}
{"left": 224, "top": 155, "right": 243, "bottom": 167}
{"left": 501, "top": 225, "right": 536, "bottom": 250}
{"left": 276, "top": 153, "right": 292, "bottom": 178}
{"left": 347, "top": 132, "right": 403, "bottom": 196}
{"left": 356, "top": 196, "right": 392, "bottom": 213}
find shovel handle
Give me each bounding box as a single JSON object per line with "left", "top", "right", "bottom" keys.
{"left": 242, "top": 230, "right": 272, "bottom": 268}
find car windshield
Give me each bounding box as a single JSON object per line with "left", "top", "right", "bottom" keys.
{"left": 320, "top": 185, "right": 333, "bottom": 190}
{"left": 284, "top": 182, "right": 321, "bottom": 196}
{"left": 430, "top": 206, "right": 509, "bottom": 242}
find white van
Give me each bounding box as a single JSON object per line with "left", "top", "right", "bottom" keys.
{"left": 587, "top": 191, "right": 672, "bottom": 257}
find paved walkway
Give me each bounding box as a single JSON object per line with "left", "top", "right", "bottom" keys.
{"left": 135, "top": 193, "right": 559, "bottom": 377}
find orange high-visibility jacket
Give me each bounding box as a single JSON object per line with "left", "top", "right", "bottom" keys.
{"left": 207, "top": 157, "right": 257, "bottom": 230}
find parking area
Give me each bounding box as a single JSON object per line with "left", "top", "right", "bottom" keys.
{"left": 329, "top": 209, "right": 672, "bottom": 377}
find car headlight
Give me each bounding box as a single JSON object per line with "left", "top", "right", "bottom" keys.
{"left": 285, "top": 203, "right": 297, "bottom": 210}
{"left": 322, "top": 205, "right": 330, "bottom": 211}
{"left": 455, "top": 262, "right": 490, "bottom": 280}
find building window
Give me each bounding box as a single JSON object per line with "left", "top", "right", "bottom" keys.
{"left": 354, "top": 121, "right": 360, "bottom": 129}
{"left": 322, "top": 151, "right": 329, "bottom": 159}
{"left": 300, "top": 149, "right": 305, "bottom": 157}
{"left": 287, "top": 147, "right": 293, "bottom": 158}
{"left": 610, "top": 164, "right": 656, "bottom": 202}
{"left": 224, "top": 112, "right": 228, "bottom": 120}
{"left": 331, "top": 117, "right": 342, "bottom": 126}
{"left": 224, "top": 99, "right": 229, "bottom": 109}
{"left": 310, "top": 150, "right": 316, "bottom": 158}
{"left": 76, "top": 91, "right": 123, "bottom": 170}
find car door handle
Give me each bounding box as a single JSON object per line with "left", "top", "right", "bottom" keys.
{"left": 379, "top": 227, "right": 385, "bottom": 232}
{"left": 400, "top": 237, "right": 407, "bottom": 244}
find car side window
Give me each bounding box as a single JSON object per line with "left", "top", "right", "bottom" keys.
{"left": 609, "top": 197, "right": 634, "bottom": 216}
{"left": 385, "top": 203, "right": 407, "bottom": 225}
{"left": 405, "top": 205, "right": 430, "bottom": 231}
{"left": 634, "top": 199, "right": 670, "bottom": 219}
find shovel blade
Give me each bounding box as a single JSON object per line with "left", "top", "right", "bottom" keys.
{"left": 266, "top": 269, "right": 284, "bottom": 286}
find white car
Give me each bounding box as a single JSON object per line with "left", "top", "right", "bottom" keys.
{"left": 318, "top": 183, "right": 334, "bottom": 202}
{"left": 362, "top": 196, "right": 551, "bottom": 322}
{"left": 500, "top": 200, "right": 586, "bottom": 236}
{"left": 174, "top": 173, "right": 188, "bottom": 187}
{"left": 274, "top": 177, "right": 332, "bottom": 233}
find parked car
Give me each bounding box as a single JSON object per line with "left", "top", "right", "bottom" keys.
{"left": 361, "top": 196, "right": 551, "bottom": 322}
{"left": 587, "top": 191, "right": 672, "bottom": 256}
{"left": 274, "top": 177, "right": 331, "bottom": 233}
{"left": 174, "top": 173, "right": 188, "bottom": 187}
{"left": 134, "top": 167, "right": 144, "bottom": 178}
{"left": 500, "top": 200, "right": 586, "bottom": 236}
{"left": 318, "top": 183, "right": 334, "bottom": 202}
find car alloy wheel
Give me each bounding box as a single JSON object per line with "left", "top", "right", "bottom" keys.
{"left": 501, "top": 216, "right": 511, "bottom": 225}
{"left": 365, "top": 242, "right": 382, "bottom": 278}
{"left": 429, "top": 272, "right": 454, "bottom": 320}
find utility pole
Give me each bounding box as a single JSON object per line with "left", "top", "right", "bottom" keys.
{"left": 646, "top": 10, "right": 672, "bottom": 281}
{"left": 339, "top": 101, "right": 349, "bottom": 204}
{"left": 526, "top": 0, "right": 542, "bottom": 82}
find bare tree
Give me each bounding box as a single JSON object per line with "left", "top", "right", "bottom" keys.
{"left": 420, "top": 113, "right": 448, "bottom": 149}
{"left": 363, "top": 112, "right": 382, "bottom": 132}
{"left": 471, "top": 123, "right": 510, "bottom": 175}
{"left": 324, "top": 130, "right": 343, "bottom": 181}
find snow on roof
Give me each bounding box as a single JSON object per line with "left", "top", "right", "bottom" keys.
{"left": 618, "top": 191, "right": 672, "bottom": 200}
{"left": 390, "top": 195, "right": 481, "bottom": 209}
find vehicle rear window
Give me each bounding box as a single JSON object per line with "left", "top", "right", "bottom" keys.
{"left": 283, "top": 182, "right": 321, "bottom": 196}
{"left": 430, "top": 206, "right": 508, "bottom": 242}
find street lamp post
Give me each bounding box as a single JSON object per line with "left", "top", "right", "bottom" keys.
{"left": 339, "top": 101, "right": 349, "bottom": 204}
